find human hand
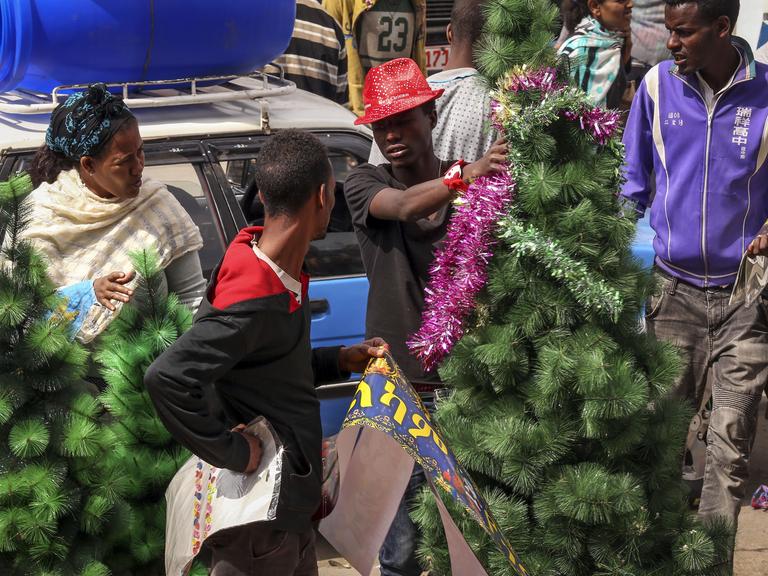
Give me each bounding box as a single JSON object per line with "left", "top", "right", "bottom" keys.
{"left": 464, "top": 139, "right": 508, "bottom": 182}
{"left": 233, "top": 424, "right": 263, "bottom": 474}
{"left": 747, "top": 232, "right": 768, "bottom": 257}
{"left": 339, "top": 337, "right": 389, "bottom": 373}
{"left": 93, "top": 270, "right": 136, "bottom": 311}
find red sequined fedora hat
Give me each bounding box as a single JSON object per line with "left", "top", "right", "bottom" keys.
{"left": 354, "top": 58, "right": 444, "bottom": 126}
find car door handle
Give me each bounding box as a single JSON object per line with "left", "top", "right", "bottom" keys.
{"left": 310, "top": 298, "right": 329, "bottom": 315}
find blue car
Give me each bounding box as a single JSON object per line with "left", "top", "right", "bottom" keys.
{"left": 0, "top": 74, "right": 658, "bottom": 441}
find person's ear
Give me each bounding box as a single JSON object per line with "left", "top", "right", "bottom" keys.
{"left": 258, "top": 190, "right": 266, "bottom": 206}
{"left": 446, "top": 23, "right": 453, "bottom": 45}
{"left": 429, "top": 107, "right": 438, "bottom": 130}
{"left": 715, "top": 15, "right": 731, "bottom": 39}
{"left": 587, "top": 0, "right": 601, "bottom": 20}
{"left": 80, "top": 155, "right": 95, "bottom": 176}
{"left": 317, "top": 182, "right": 328, "bottom": 210}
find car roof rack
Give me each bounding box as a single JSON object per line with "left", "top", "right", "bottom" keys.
{"left": 0, "top": 67, "right": 296, "bottom": 115}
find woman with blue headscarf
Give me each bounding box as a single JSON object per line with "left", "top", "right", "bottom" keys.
{"left": 23, "top": 84, "right": 206, "bottom": 342}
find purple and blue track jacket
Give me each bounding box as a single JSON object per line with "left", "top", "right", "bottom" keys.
{"left": 621, "top": 38, "right": 768, "bottom": 287}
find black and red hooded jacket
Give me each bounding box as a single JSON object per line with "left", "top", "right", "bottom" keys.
{"left": 145, "top": 227, "right": 346, "bottom": 532}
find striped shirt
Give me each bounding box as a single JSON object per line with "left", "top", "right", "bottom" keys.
{"left": 273, "top": 0, "right": 349, "bottom": 104}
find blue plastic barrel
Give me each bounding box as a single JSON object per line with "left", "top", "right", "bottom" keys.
{"left": 0, "top": 0, "right": 295, "bottom": 93}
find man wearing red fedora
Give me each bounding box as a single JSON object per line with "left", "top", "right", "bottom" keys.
{"left": 344, "top": 57, "right": 507, "bottom": 576}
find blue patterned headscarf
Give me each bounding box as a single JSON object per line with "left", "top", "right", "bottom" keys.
{"left": 45, "top": 84, "right": 135, "bottom": 161}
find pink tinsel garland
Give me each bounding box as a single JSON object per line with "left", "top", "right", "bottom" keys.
{"left": 407, "top": 67, "right": 622, "bottom": 372}
{"left": 407, "top": 171, "right": 515, "bottom": 372}
{"left": 564, "top": 108, "right": 621, "bottom": 146}
{"left": 506, "top": 67, "right": 562, "bottom": 93}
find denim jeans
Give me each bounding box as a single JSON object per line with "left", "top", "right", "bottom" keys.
{"left": 379, "top": 463, "right": 427, "bottom": 576}
{"left": 207, "top": 524, "right": 318, "bottom": 576}
{"left": 646, "top": 270, "right": 768, "bottom": 527}
{"left": 378, "top": 395, "right": 434, "bottom": 576}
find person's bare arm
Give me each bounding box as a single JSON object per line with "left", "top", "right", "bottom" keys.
{"left": 369, "top": 139, "right": 508, "bottom": 222}
{"left": 368, "top": 178, "right": 452, "bottom": 222}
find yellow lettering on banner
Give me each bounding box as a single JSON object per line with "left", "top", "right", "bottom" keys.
{"left": 408, "top": 414, "right": 449, "bottom": 455}
{"left": 379, "top": 380, "right": 407, "bottom": 424}
{"left": 431, "top": 431, "right": 448, "bottom": 455}
{"left": 408, "top": 414, "right": 432, "bottom": 438}
{"left": 349, "top": 380, "right": 373, "bottom": 410}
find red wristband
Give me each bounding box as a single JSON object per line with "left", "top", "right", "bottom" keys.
{"left": 443, "top": 160, "right": 468, "bottom": 193}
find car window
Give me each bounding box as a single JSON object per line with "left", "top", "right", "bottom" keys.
{"left": 207, "top": 132, "right": 371, "bottom": 279}
{"left": 222, "top": 149, "right": 358, "bottom": 232}
{"left": 5, "top": 144, "right": 226, "bottom": 280}
{"left": 5, "top": 154, "right": 36, "bottom": 178}
{"left": 141, "top": 143, "right": 226, "bottom": 278}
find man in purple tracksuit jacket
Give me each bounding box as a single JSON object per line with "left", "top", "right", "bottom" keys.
{"left": 622, "top": 0, "right": 768, "bottom": 543}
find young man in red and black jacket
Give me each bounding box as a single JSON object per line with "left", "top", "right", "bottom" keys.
{"left": 145, "top": 130, "right": 385, "bottom": 576}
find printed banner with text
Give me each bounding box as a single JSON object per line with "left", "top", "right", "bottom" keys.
{"left": 320, "top": 353, "right": 528, "bottom": 576}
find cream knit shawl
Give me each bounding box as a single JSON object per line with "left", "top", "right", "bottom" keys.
{"left": 22, "top": 169, "right": 203, "bottom": 288}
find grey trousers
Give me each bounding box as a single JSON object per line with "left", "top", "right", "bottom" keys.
{"left": 207, "top": 524, "right": 318, "bottom": 576}
{"left": 646, "top": 270, "right": 768, "bottom": 525}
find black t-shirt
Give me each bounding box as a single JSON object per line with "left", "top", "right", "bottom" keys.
{"left": 344, "top": 163, "right": 450, "bottom": 386}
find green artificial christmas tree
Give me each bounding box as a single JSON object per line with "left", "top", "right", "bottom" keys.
{"left": 0, "top": 174, "right": 122, "bottom": 575}
{"left": 94, "top": 249, "right": 196, "bottom": 574}
{"left": 409, "top": 1, "right": 732, "bottom": 574}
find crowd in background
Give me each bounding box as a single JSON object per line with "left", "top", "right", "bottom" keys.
{"left": 27, "top": 2, "right": 762, "bottom": 575}
{"left": 265, "top": 2, "right": 768, "bottom": 575}
{"left": 278, "top": 0, "right": 767, "bottom": 114}
{"left": 274, "top": 0, "right": 677, "bottom": 113}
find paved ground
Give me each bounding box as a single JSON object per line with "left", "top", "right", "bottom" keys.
{"left": 319, "top": 400, "right": 768, "bottom": 576}
{"left": 316, "top": 536, "right": 375, "bottom": 576}
{"left": 734, "top": 398, "right": 768, "bottom": 576}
